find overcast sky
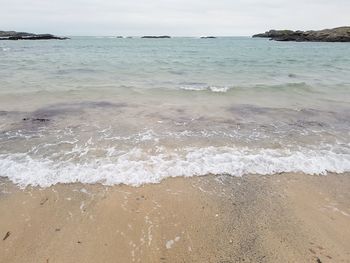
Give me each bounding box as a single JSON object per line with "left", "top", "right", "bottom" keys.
{"left": 0, "top": 0, "right": 349, "bottom": 36}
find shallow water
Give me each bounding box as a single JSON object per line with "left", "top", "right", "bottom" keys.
{"left": 0, "top": 37, "right": 349, "bottom": 187}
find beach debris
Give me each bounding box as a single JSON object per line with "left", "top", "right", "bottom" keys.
{"left": 316, "top": 258, "right": 322, "bottom": 263}
{"left": 166, "top": 236, "right": 181, "bottom": 249}
{"left": 80, "top": 201, "right": 86, "bottom": 212}
{"left": 3, "top": 231, "right": 10, "bottom": 241}
{"left": 40, "top": 197, "right": 49, "bottom": 205}
{"left": 77, "top": 240, "right": 82, "bottom": 244}
{"left": 166, "top": 240, "right": 175, "bottom": 249}
{"left": 55, "top": 228, "right": 61, "bottom": 232}
{"left": 136, "top": 195, "right": 146, "bottom": 201}
{"left": 309, "top": 248, "right": 316, "bottom": 254}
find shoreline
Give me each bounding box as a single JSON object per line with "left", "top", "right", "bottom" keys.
{"left": 1, "top": 173, "right": 349, "bottom": 262}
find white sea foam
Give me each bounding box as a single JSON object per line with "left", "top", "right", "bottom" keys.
{"left": 208, "top": 86, "right": 230, "bottom": 92}
{"left": 179, "top": 86, "right": 207, "bottom": 91}
{"left": 180, "top": 86, "right": 230, "bottom": 93}
{"left": 0, "top": 146, "right": 349, "bottom": 188}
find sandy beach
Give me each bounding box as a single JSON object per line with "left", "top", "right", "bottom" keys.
{"left": 1, "top": 0, "right": 350, "bottom": 262}
{"left": 1, "top": 173, "right": 349, "bottom": 263}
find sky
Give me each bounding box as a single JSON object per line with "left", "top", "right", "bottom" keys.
{"left": 0, "top": 0, "right": 349, "bottom": 36}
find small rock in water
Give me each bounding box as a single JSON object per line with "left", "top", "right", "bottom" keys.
{"left": 33, "top": 118, "right": 50, "bottom": 122}
{"left": 23, "top": 117, "right": 50, "bottom": 122}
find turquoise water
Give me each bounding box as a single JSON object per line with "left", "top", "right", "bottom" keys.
{"left": 0, "top": 37, "right": 349, "bottom": 187}
{"left": 1, "top": 37, "right": 350, "bottom": 92}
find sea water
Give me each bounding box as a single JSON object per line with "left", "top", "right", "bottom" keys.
{"left": 0, "top": 37, "right": 349, "bottom": 187}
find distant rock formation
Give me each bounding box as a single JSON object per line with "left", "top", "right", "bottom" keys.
{"left": 252, "top": 27, "right": 350, "bottom": 42}
{"left": 141, "top": 36, "right": 171, "bottom": 39}
{"left": 0, "top": 31, "right": 69, "bottom": 40}
{"left": 200, "top": 36, "right": 217, "bottom": 39}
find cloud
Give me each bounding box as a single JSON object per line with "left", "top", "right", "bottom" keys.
{"left": 0, "top": 0, "right": 348, "bottom": 36}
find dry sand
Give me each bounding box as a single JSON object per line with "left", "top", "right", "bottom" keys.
{"left": 0, "top": 173, "right": 349, "bottom": 263}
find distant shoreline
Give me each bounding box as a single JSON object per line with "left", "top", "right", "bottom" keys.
{"left": 253, "top": 26, "right": 350, "bottom": 42}
{"left": 0, "top": 30, "right": 68, "bottom": 40}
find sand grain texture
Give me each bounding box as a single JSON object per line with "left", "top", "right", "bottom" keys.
{"left": 0, "top": 173, "right": 349, "bottom": 263}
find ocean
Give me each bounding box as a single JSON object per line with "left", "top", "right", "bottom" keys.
{"left": 0, "top": 37, "right": 349, "bottom": 187}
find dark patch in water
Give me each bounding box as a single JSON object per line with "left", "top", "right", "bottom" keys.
{"left": 169, "top": 70, "right": 185, "bottom": 75}
{"left": 81, "top": 101, "right": 126, "bottom": 108}
{"left": 3, "top": 101, "right": 129, "bottom": 135}
{"left": 0, "top": 110, "right": 23, "bottom": 117}
{"left": 294, "top": 120, "right": 327, "bottom": 128}
{"left": 175, "top": 108, "right": 185, "bottom": 114}
{"left": 228, "top": 105, "right": 274, "bottom": 116}
{"left": 23, "top": 118, "right": 50, "bottom": 122}
{"left": 29, "top": 101, "right": 127, "bottom": 120}
{"left": 227, "top": 104, "right": 350, "bottom": 130}
{"left": 56, "top": 68, "right": 101, "bottom": 75}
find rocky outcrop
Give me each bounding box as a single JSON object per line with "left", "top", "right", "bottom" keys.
{"left": 141, "top": 36, "right": 171, "bottom": 39}
{"left": 0, "top": 31, "right": 69, "bottom": 40}
{"left": 252, "top": 27, "right": 350, "bottom": 42}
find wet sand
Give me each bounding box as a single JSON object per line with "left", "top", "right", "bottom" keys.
{"left": 0, "top": 173, "right": 349, "bottom": 263}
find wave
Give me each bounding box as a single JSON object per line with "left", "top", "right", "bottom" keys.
{"left": 180, "top": 86, "right": 230, "bottom": 93}
{"left": 178, "top": 82, "right": 317, "bottom": 94}
{"left": 1, "top": 146, "right": 349, "bottom": 188}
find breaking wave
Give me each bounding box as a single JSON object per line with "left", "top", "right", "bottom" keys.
{"left": 180, "top": 86, "right": 230, "bottom": 93}
{"left": 178, "top": 82, "right": 317, "bottom": 94}
{"left": 1, "top": 146, "right": 349, "bottom": 188}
